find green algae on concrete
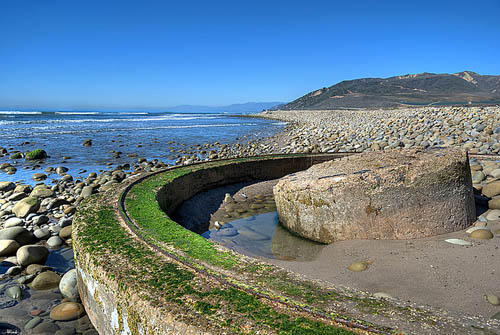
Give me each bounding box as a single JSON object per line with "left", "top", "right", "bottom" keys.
{"left": 74, "top": 193, "right": 355, "bottom": 335}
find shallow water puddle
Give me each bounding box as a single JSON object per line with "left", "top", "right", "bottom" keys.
{"left": 202, "top": 211, "right": 325, "bottom": 261}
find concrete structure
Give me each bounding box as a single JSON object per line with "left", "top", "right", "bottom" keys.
{"left": 274, "top": 148, "right": 475, "bottom": 244}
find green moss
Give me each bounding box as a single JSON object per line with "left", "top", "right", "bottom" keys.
{"left": 25, "top": 149, "right": 47, "bottom": 160}
{"left": 9, "top": 152, "right": 22, "bottom": 159}
{"left": 75, "top": 194, "right": 355, "bottom": 334}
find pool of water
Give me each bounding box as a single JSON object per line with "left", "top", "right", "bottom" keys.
{"left": 202, "top": 211, "right": 325, "bottom": 261}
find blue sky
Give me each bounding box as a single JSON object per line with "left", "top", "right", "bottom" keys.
{"left": 1, "top": 0, "right": 499, "bottom": 110}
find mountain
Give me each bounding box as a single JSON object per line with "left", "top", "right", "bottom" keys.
{"left": 168, "top": 102, "right": 284, "bottom": 113}
{"left": 279, "top": 71, "right": 500, "bottom": 110}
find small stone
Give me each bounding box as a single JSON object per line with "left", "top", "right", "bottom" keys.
{"left": 483, "top": 180, "right": 500, "bottom": 198}
{"left": 30, "top": 185, "right": 54, "bottom": 198}
{"left": 486, "top": 209, "right": 500, "bottom": 221}
{"left": 31, "top": 271, "right": 61, "bottom": 290}
{"left": 6, "top": 285, "right": 23, "bottom": 299}
{"left": 491, "top": 311, "right": 500, "bottom": 320}
{"left": 59, "top": 226, "right": 72, "bottom": 239}
{"left": 34, "top": 228, "right": 50, "bottom": 239}
{"left": 32, "top": 321, "right": 60, "bottom": 333}
{"left": 0, "top": 227, "right": 34, "bottom": 245}
{"left": 59, "top": 269, "right": 79, "bottom": 301}
{"left": 47, "top": 236, "right": 63, "bottom": 248}
{"left": 50, "top": 302, "right": 85, "bottom": 321}
{"left": 223, "top": 193, "right": 234, "bottom": 203}
{"left": 4, "top": 217, "right": 23, "bottom": 228}
{"left": 26, "top": 264, "right": 51, "bottom": 275}
{"left": 30, "top": 309, "right": 42, "bottom": 316}
{"left": 0, "top": 239, "right": 20, "bottom": 256}
{"left": 486, "top": 294, "right": 500, "bottom": 306}
{"left": 25, "top": 317, "right": 42, "bottom": 330}
{"left": 489, "top": 197, "right": 500, "bottom": 209}
{"left": 0, "top": 181, "right": 15, "bottom": 192}
{"left": 470, "top": 229, "right": 494, "bottom": 239}
{"left": 348, "top": 261, "right": 368, "bottom": 272}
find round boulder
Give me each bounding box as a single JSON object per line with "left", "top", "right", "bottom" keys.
{"left": 50, "top": 302, "right": 85, "bottom": 321}
{"left": 16, "top": 245, "right": 49, "bottom": 266}
{"left": 59, "top": 269, "right": 79, "bottom": 301}
{"left": 273, "top": 148, "right": 476, "bottom": 243}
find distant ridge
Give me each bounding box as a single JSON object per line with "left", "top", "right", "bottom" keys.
{"left": 279, "top": 71, "right": 500, "bottom": 110}
{"left": 168, "top": 102, "right": 284, "bottom": 113}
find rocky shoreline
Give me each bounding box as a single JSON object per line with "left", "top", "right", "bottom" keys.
{"left": 1, "top": 106, "right": 500, "bottom": 333}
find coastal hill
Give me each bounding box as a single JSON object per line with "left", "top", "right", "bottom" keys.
{"left": 277, "top": 71, "right": 500, "bottom": 109}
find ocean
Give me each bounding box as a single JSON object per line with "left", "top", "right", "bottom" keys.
{"left": 0, "top": 110, "right": 285, "bottom": 184}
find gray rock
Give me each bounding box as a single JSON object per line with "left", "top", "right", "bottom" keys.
{"left": 12, "top": 197, "right": 40, "bottom": 218}
{"left": 34, "top": 228, "right": 51, "bottom": 240}
{"left": 16, "top": 245, "right": 49, "bottom": 266}
{"left": 4, "top": 217, "right": 23, "bottom": 228}
{"left": 6, "top": 285, "right": 23, "bottom": 299}
{"left": 30, "top": 185, "right": 54, "bottom": 198}
{"left": 0, "top": 227, "right": 35, "bottom": 245}
{"left": 47, "top": 236, "right": 63, "bottom": 248}
{"left": 32, "top": 321, "right": 60, "bottom": 333}
{"left": 0, "top": 239, "right": 20, "bottom": 256}
{"left": 5, "top": 265, "right": 22, "bottom": 276}
{"left": 31, "top": 270, "right": 61, "bottom": 290}
{"left": 7, "top": 192, "right": 27, "bottom": 202}
{"left": 58, "top": 217, "right": 73, "bottom": 228}
{"left": 0, "top": 181, "right": 15, "bottom": 192}
{"left": 81, "top": 186, "right": 94, "bottom": 198}
{"left": 59, "top": 269, "right": 79, "bottom": 301}
{"left": 25, "top": 317, "right": 43, "bottom": 330}
{"left": 32, "top": 215, "right": 49, "bottom": 226}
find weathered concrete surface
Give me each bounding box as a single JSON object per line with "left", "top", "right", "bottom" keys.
{"left": 273, "top": 148, "right": 476, "bottom": 244}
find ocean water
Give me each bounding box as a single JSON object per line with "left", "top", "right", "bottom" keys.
{"left": 0, "top": 110, "right": 285, "bottom": 184}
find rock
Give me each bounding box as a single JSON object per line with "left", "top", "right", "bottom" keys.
{"left": 6, "top": 265, "right": 21, "bottom": 276}
{"left": 26, "top": 264, "right": 51, "bottom": 275}
{"left": 32, "top": 321, "right": 60, "bottom": 333}
{"left": 32, "top": 215, "right": 49, "bottom": 225}
{"left": 31, "top": 271, "right": 61, "bottom": 290}
{"left": 348, "top": 261, "right": 368, "bottom": 272}
{"left": 59, "top": 226, "right": 72, "bottom": 239}
{"left": 4, "top": 217, "right": 23, "bottom": 228}
{"left": 83, "top": 139, "right": 92, "bottom": 146}
{"left": 32, "top": 173, "right": 47, "bottom": 181}
{"left": 274, "top": 148, "right": 475, "bottom": 243}
{"left": 47, "top": 236, "right": 63, "bottom": 248}
{"left": 59, "top": 269, "right": 79, "bottom": 301}
{"left": 34, "top": 228, "right": 50, "bottom": 240}
{"left": 469, "top": 229, "right": 494, "bottom": 239}
{"left": 489, "top": 197, "right": 500, "bottom": 209}
{"left": 445, "top": 238, "right": 472, "bottom": 246}
{"left": 81, "top": 186, "right": 94, "bottom": 198}
{"left": 0, "top": 181, "right": 15, "bottom": 192}
{"left": 16, "top": 245, "right": 49, "bottom": 266}
{"left": 491, "top": 311, "right": 500, "bottom": 320}
{"left": 0, "top": 240, "right": 20, "bottom": 256}
{"left": 471, "top": 170, "right": 485, "bottom": 183}
{"left": 486, "top": 209, "right": 500, "bottom": 221}
{"left": 58, "top": 217, "right": 73, "bottom": 228}
{"left": 223, "top": 193, "right": 235, "bottom": 203}
{"left": 25, "top": 149, "right": 47, "bottom": 160}
{"left": 25, "top": 317, "right": 43, "bottom": 330}
{"left": 0, "top": 227, "right": 35, "bottom": 245}
{"left": 486, "top": 294, "right": 500, "bottom": 306}
{"left": 6, "top": 285, "right": 23, "bottom": 299}
{"left": 7, "top": 192, "right": 27, "bottom": 201}
{"left": 12, "top": 197, "right": 40, "bottom": 218}
{"left": 490, "top": 168, "right": 500, "bottom": 179}
{"left": 373, "top": 292, "right": 394, "bottom": 299}
{"left": 50, "top": 302, "right": 85, "bottom": 321}
{"left": 482, "top": 180, "right": 500, "bottom": 198}
{"left": 30, "top": 185, "right": 54, "bottom": 198}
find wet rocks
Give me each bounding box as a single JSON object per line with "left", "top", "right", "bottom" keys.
{"left": 31, "top": 271, "right": 61, "bottom": 290}
{"left": 469, "top": 229, "right": 494, "bottom": 239}
{"left": 0, "top": 227, "right": 35, "bottom": 245}
{"left": 0, "top": 239, "right": 20, "bottom": 256}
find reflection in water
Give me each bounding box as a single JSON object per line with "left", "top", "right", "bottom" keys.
{"left": 202, "top": 212, "right": 325, "bottom": 261}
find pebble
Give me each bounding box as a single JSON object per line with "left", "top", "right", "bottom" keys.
{"left": 469, "top": 229, "right": 494, "bottom": 240}
{"left": 50, "top": 302, "right": 86, "bottom": 321}
{"left": 31, "top": 270, "right": 61, "bottom": 290}
{"left": 6, "top": 285, "right": 23, "bottom": 299}
{"left": 0, "top": 239, "right": 20, "bottom": 256}
{"left": 486, "top": 209, "right": 500, "bottom": 221}
{"left": 25, "top": 317, "right": 43, "bottom": 330}
{"left": 47, "top": 236, "right": 63, "bottom": 248}
{"left": 59, "top": 269, "right": 79, "bottom": 301}
{"left": 348, "top": 261, "right": 368, "bottom": 272}
{"left": 486, "top": 294, "right": 500, "bottom": 306}
{"left": 16, "top": 245, "right": 49, "bottom": 266}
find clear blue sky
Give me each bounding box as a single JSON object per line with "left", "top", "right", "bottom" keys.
{"left": 1, "top": 0, "right": 499, "bottom": 110}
